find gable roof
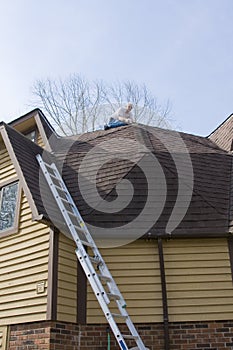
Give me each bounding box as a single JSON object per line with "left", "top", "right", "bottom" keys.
{"left": 1, "top": 123, "right": 67, "bottom": 227}
{"left": 208, "top": 113, "right": 233, "bottom": 152}
{"left": 0, "top": 122, "right": 42, "bottom": 221}
{"left": 1, "top": 116, "right": 232, "bottom": 240}
{"left": 8, "top": 108, "right": 57, "bottom": 151}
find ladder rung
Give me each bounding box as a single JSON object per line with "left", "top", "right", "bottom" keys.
{"left": 61, "top": 197, "right": 75, "bottom": 206}
{"left": 111, "top": 313, "right": 128, "bottom": 319}
{"left": 67, "top": 211, "right": 78, "bottom": 217}
{"left": 54, "top": 184, "right": 66, "bottom": 193}
{"left": 73, "top": 225, "right": 86, "bottom": 234}
{"left": 122, "top": 334, "right": 139, "bottom": 340}
{"left": 80, "top": 240, "right": 94, "bottom": 248}
{"left": 107, "top": 293, "right": 121, "bottom": 301}
{"left": 49, "top": 173, "right": 61, "bottom": 181}
{"left": 98, "top": 274, "right": 112, "bottom": 282}
{"left": 89, "top": 256, "right": 103, "bottom": 265}
{"left": 43, "top": 162, "right": 55, "bottom": 170}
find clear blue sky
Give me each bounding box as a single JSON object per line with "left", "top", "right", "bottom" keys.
{"left": 0, "top": 0, "right": 232, "bottom": 136}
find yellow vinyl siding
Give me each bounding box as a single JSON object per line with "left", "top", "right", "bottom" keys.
{"left": 163, "top": 238, "right": 233, "bottom": 322}
{"left": 87, "top": 240, "right": 163, "bottom": 323}
{"left": 0, "top": 193, "right": 50, "bottom": 325}
{"left": 86, "top": 238, "right": 233, "bottom": 324}
{"left": 57, "top": 233, "right": 77, "bottom": 322}
{"left": 0, "top": 148, "right": 16, "bottom": 182}
{"left": 0, "top": 326, "right": 8, "bottom": 350}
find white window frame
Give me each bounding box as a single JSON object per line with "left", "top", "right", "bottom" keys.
{"left": 0, "top": 179, "right": 21, "bottom": 238}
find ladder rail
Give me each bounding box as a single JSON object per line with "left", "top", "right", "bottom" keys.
{"left": 37, "top": 155, "right": 110, "bottom": 304}
{"left": 49, "top": 161, "right": 128, "bottom": 308}
{"left": 37, "top": 154, "right": 149, "bottom": 350}
{"left": 75, "top": 248, "right": 130, "bottom": 350}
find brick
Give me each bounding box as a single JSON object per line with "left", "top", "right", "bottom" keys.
{"left": 195, "top": 324, "right": 209, "bottom": 329}
{"left": 216, "top": 327, "right": 229, "bottom": 332}
{"left": 181, "top": 325, "right": 195, "bottom": 329}
{"left": 197, "top": 344, "right": 210, "bottom": 348}
{"left": 55, "top": 323, "right": 66, "bottom": 329}
{"left": 7, "top": 320, "right": 233, "bottom": 349}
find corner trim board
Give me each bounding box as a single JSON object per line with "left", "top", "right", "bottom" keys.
{"left": 77, "top": 249, "right": 87, "bottom": 324}
{"left": 46, "top": 226, "right": 59, "bottom": 320}
{"left": 228, "top": 236, "right": 233, "bottom": 280}
{"left": 158, "top": 237, "right": 170, "bottom": 350}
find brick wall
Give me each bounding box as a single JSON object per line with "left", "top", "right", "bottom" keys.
{"left": 169, "top": 321, "right": 233, "bottom": 350}
{"left": 9, "top": 322, "right": 51, "bottom": 350}
{"left": 7, "top": 320, "right": 233, "bottom": 350}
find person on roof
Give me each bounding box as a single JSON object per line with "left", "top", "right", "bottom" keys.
{"left": 104, "top": 103, "right": 134, "bottom": 130}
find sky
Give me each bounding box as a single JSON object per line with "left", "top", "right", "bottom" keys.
{"left": 0, "top": 0, "right": 232, "bottom": 136}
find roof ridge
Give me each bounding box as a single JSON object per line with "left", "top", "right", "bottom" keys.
{"left": 132, "top": 125, "right": 154, "bottom": 152}
{"left": 72, "top": 124, "right": 130, "bottom": 142}
{"left": 7, "top": 108, "right": 41, "bottom": 125}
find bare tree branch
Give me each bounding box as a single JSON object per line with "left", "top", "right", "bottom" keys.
{"left": 31, "top": 75, "right": 173, "bottom": 135}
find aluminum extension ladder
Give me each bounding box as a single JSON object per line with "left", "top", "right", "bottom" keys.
{"left": 36, "top": 154, "right": 149, "bottom": 350}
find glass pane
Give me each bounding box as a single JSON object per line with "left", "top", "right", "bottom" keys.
{"left": 0, "top": 182, "right": 18, "bottom": 231}
{"left": 25, "top": 130, "right": 36, "bottom": 142}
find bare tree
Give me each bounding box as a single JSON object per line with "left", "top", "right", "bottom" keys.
{"left": 32, "top": 74, "right": 172, "bottom": 135}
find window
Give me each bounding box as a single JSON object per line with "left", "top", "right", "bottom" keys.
{"left": 0, "top": 182, "right": 19, "bottom": 232}
{"left": 25, "top": 130, "right": 37, "bottom": 143}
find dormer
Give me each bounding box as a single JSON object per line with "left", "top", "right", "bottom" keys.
{"left": 8, "top": 108, "right": 57, "bottom": 151}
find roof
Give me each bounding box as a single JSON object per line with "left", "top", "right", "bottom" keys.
{"left": 208, "top": 113, "right": 233, "bottom": 152}
{"left": 8, "top": 108, "right": 57, "bottom": 151}
{"left": 58, "top": 124, "right": 232, "bottom": 238}
{"left": 1, "top": 116, "right": 232, "bottom": 241}
{"left": 8, "top": 108, "right": 55, "bottom": 135}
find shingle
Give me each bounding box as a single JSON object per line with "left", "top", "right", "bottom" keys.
{"left": 3, "top": 124, "right": 63, "bottom": 225}
{"left": 4, "top": 121, "right": 232, "bottom": 238}
{"left": 208, "top": 113, "right": 233, "bottom": 151}
{"left": 53, "top": 124, "right": 231, "bottom": 237}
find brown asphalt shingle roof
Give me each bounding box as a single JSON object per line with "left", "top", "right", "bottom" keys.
{"left": 3, "top": 121, "right": 233, "bottom": 238}
{"left": 3, "top": 124, "right": 55, "bottom": 216}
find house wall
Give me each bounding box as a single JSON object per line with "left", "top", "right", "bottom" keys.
{"left": 57, "top": 233, "right": 77, "bottom": 323}
{"left": 86, "top": 238, "right": 233, "bottom": 324}
{"left": 0, "top": 147, "right": 17, "bottom": 183}
{"left": 0, "top": 192, "right": 51, "bottom": 325}
{"left": 7, "top": 319, "right": 233, "bottom": 350}
{"left": 164, "top": 237, "right": 233, "bottom": 322}
{"left": 87, "top": 239, "right": 163, "bottom": 324}
{"left": 0, "top": 145, "right": 51, "bottom": 326}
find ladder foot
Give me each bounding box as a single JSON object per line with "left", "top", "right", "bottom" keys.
{"left": 129, "top": 348, "right": 150, "bottom": 350}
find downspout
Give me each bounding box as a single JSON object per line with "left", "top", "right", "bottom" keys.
{"left": 158, "top": 237, "right": 170, "bottom": 350}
